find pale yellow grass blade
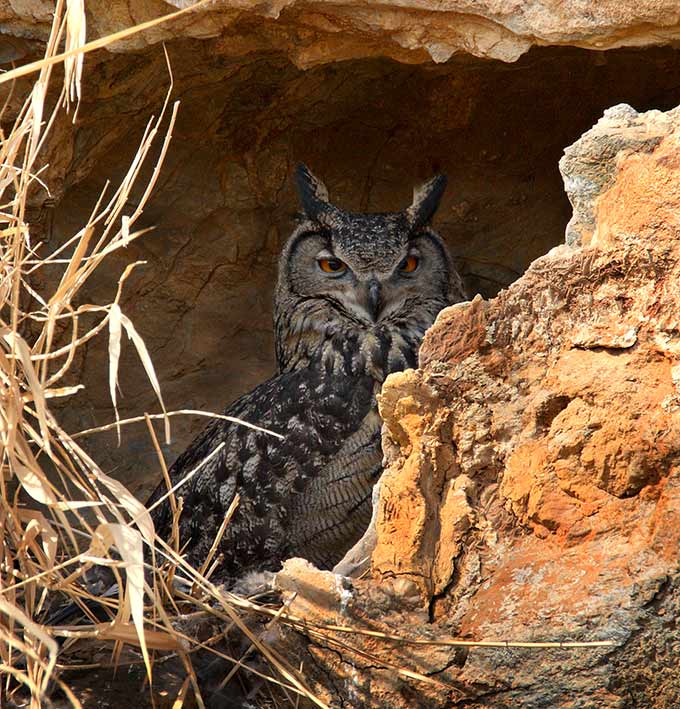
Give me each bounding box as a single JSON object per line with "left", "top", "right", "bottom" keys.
{"left": 42, "top": 384, "right": 85, "bottom": 399}
{"left": 18, "top": 510, "right": 58, "bottom": 567}
{"left": 29, "top": 78, "right": 46, "bottom": 161}
{"left": 51, "top": 225, "right": 94, "bottom": 303}
{"left": 97, "top": 469, "right": 155, "bottom": 543}
{"left": 172, "top": 675, "right": 192, "bottom": 708}
{"left": 108, "top": 302, "right": 122, "bottom": 443}
{"left": 64, "top": 0, "right": 85, "bottom": 108}
{"left": 120, "top": 312, "right": 170, "bottom": 444}
{"left": 87, "top": 523, "right": 151, "bottom": 677}
{"left": 65, "top": 622, "right": 182, "bottom": 651}
{"left": 73, "top": 409, "right": 285, "bottom": 440}
{"left": 10, "top": 452, "right": 57, "bottom": 505}
{"left": 3, "top": 330, "right": 51, "bottom": 453}
{"left": 52, "top": 500, "right": 104, "bottom": 511}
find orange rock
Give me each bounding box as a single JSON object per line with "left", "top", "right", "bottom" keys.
{"left": 284, "top": 103, "right": 680, "bottom": 706}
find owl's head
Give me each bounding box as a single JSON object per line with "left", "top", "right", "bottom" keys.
{"left": 275, "top": 164, "right": 466, "bottom": 373}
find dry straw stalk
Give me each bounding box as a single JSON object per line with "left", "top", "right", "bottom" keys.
{"left": 0, "top": 3, "right": 322, "bottom": 707}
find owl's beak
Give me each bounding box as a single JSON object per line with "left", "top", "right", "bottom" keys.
{"left": 364, "top": 279, "right": 382, "bottom": 322}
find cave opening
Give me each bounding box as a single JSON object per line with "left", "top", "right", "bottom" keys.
{"left": 34, "top": 42, "right": 680, "bottom": 494}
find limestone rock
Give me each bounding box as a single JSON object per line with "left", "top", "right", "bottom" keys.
{"left": 560, "top": 103, "right": 680, "bottom": 247}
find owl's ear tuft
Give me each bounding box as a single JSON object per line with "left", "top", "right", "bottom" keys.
{"left": 407, "top": 174, "right": 448, "bottom": 230}
{"left": 295, "top": 164, "right": 331, "bottom": 222}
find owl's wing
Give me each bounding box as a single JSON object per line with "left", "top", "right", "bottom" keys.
{"left": 147, "top": 365, "right": 379, "bottom": 580}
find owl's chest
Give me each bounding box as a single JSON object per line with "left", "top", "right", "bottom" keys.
{"left": 285, "top": 394, "right": 383, "bottom": 568}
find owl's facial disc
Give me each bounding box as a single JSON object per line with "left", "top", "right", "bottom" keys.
{"left": 310, "top": 240, "right": 435, "bottom": 324}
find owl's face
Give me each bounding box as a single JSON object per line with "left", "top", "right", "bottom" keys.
{"left": 275, "top": 165, "right": 465, "bottom": 373}
{"left": 283, "top": 210, "right": 452, "bottom": 326}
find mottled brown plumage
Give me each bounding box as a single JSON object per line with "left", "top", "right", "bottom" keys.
{"left": 147, "top": 165, "right": 466, "bottom": 584}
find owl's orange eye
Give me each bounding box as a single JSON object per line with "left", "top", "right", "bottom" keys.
{"left": 399, "top": 255, "right": 419, "bottom": 273}
{"left": 318, "top": 257, "right": 347, "bottom": 274}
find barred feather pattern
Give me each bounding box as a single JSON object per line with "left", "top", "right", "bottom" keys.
{"left": 148, "top": 320, "right": 429, "bottom": 576}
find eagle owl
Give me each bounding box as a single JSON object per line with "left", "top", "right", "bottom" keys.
{"left": 147, "top": 165, "right": 466, "bottom": 581}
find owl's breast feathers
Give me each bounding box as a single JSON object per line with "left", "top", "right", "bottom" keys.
{"left": 148, "top": 360, "right": 384, "bottom": 579}
{"left": 275, "top": 303, "right": 437, "bottom": 380}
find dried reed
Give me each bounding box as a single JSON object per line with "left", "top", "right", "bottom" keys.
{"left": 0, "top": 4, "right": 323, "bottom": 707}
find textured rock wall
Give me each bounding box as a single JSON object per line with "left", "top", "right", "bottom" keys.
{"left": 16, "top": 44, "right": 680, "bottom": 500}
{"left": 6, "top": 0, "right": 680, "bottom": 65}
{"left": 275, "top": 103, "right": 680, "bottom": 707}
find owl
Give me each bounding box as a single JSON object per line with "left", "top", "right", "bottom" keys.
{"left": 147, "top": 165, "right": 466, "bottom": 582}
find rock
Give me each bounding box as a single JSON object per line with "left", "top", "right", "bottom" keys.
{"left": 560, "top": 103, "right": 680, "bottom": 247}
{"left": 277, "top": 558, "right": 355, "bottom": 622}
{"left": 6, "top": 1, "right": 680, "bottom": 64}
{"left": 372, "top": 368, "right": 475, "bottom": 598}
{"left": 275, "top": 103, "right": 680, "bottom": 706}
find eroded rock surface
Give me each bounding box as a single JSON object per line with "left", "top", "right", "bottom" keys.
{"left": 6, "top": 1, "right": 680, "bottom": 65}
{"left": 274, "top": 103, "right": 680, "bottom": 707}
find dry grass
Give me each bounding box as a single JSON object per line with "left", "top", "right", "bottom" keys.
{"left": 0, "top": 4, "right": 325, "bottom": 708}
